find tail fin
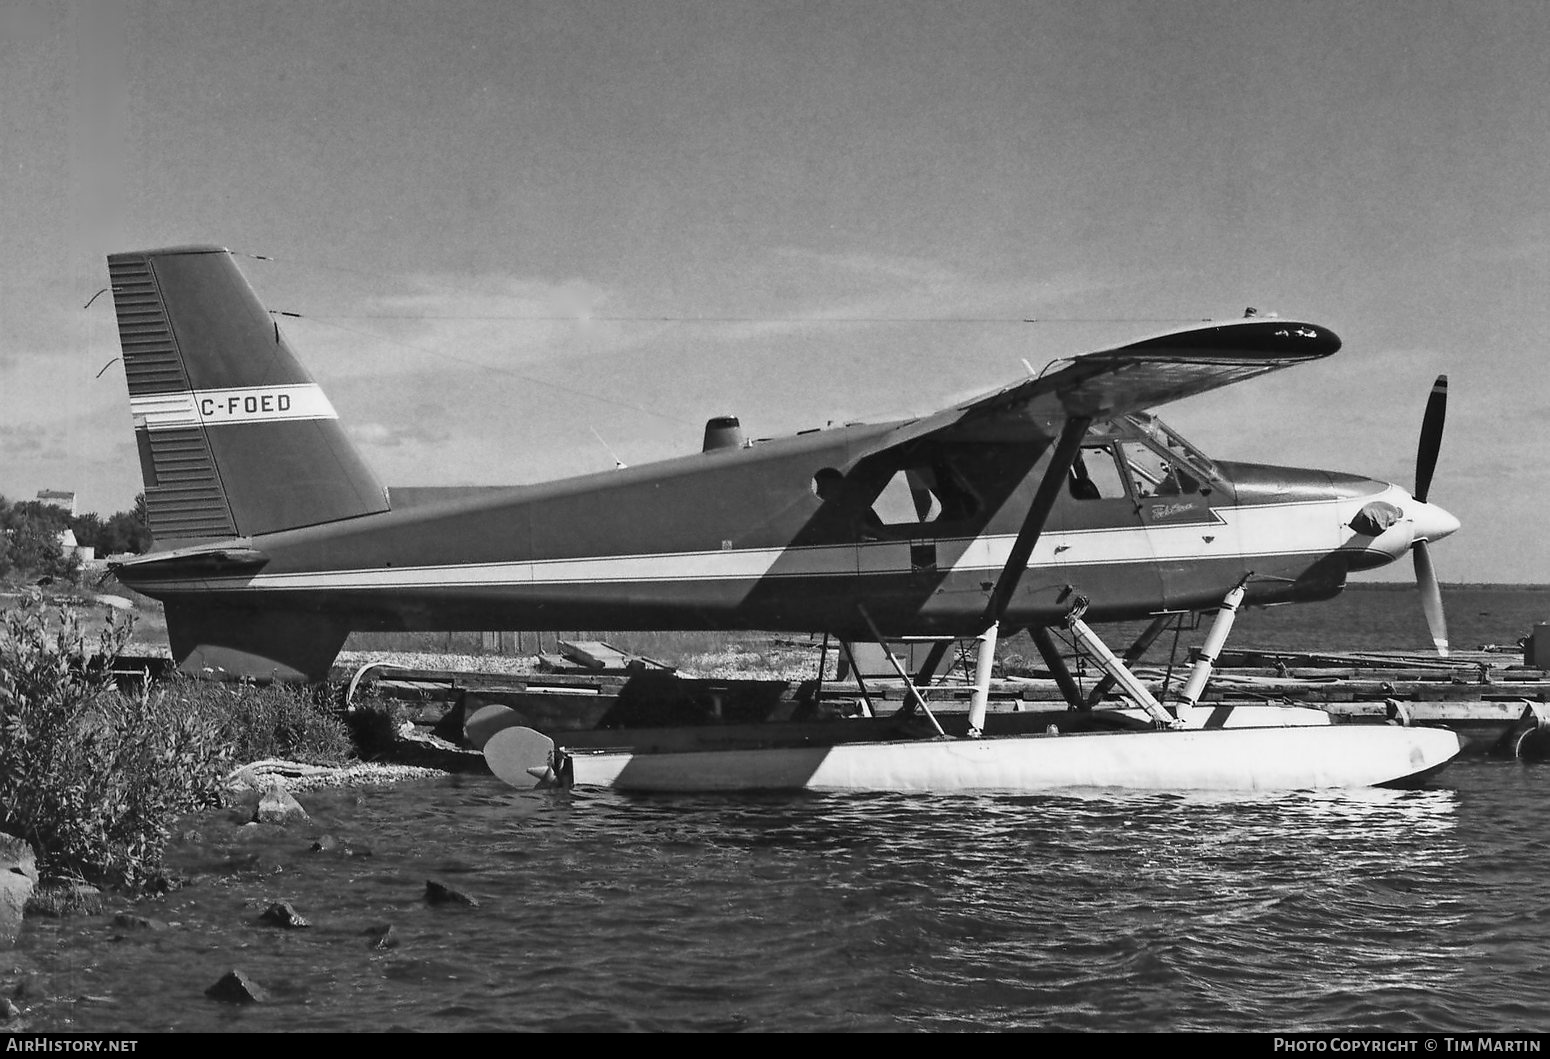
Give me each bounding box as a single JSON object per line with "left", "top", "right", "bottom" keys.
{"left": 107, "top": 245, "right": 389, "bottom": 543}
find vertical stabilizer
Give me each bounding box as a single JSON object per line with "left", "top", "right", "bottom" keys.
{"left": 108, "top": 246, "right": 389, "bottom": 542}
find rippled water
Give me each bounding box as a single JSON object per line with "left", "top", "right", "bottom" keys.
{"left": 10, "top": 758, "right": 1548, "bottom": 1033}
{"left": 1124, "top": 583, "right": 1549, "bottom": 660}
{"left": 11, "top": 584, "right": 1550, "bottom": 1033}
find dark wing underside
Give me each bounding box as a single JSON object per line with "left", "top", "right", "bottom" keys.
{"left": 848, "top": 319, "right": 1339, "bottom": 464}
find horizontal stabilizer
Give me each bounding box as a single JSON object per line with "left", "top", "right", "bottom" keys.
{"left": 111, "top": 541, "right": 270, "bottom": 576}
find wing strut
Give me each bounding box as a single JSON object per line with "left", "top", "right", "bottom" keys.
{"left": 967, "top": 416, "right": 1091, "bottom": 736}
{"left": 912, "top": 639, "right": 955, "bottom": 687}
{"left": 1028, "top": 626, "right": 1085, "bottom": 708}
{"left": 982, "top": 417, "right": 1093, "bottom": 628}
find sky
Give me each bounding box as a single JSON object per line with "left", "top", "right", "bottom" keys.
{"left": 2, "top": 0, "right": 1547, "bottom": 585}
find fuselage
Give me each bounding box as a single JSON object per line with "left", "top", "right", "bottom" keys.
{"left": 114, "top": 412, "right": 1458, "bottom": 641}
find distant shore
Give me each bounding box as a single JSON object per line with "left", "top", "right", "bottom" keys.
{"left": 1345, "top": 581, "right": 1550, "bottom": 591}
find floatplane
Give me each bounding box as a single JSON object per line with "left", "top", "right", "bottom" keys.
{"left": 103, "top": 246, "right": 1463, "bottom": 794}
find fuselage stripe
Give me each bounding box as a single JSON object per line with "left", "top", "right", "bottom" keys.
{"left": 127, "top": 488, "right": 1416, "bottom": 594}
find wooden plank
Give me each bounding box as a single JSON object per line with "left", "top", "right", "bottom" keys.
{"left": 559, "top": 640, "right": 625, "bottom": 669}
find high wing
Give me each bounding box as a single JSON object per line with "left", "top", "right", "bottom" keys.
{"left": 848, "top": 319, "right": 1339, "bottom": 464}
{"left": 837, "top": 317, "right": 1342, "bottom": 656}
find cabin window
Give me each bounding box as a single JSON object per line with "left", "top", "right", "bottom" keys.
{"left": 867, "top": 463, "right": 978, "bottom": 530}
{"left": 1069, "top": 445, "right": 1128, "bottom": 500}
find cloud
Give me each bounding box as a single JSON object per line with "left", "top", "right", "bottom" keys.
{"left": 299, "top": 248, "right": 1117, "bottom": 374}
{"left": 0, "top": 424, "right": 46, "bottom": 456}
{"left": 348, "top": 418, "right": 454, "bottom": 449}
{"left": 632, "top": 246, "right": 1119, "bottom": 354}
{"left": 293, "top": 271, "right": 642, "bottom": 382}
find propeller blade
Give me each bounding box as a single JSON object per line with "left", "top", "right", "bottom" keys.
{"left": 1414, "top": 374, "right": 1447, "bottom": 503}
{"left": 1413, "top": 539, "right": 1449, "bottom": 657}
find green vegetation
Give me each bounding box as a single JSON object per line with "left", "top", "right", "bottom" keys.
{"left": 0, "top": 493, "right": 152, "bottom": 584}
{"left": 0, "top": 592, "right": 356, "bottom": 894}
{"left": 0, "top": 499, "right": 80, "bottom": 582}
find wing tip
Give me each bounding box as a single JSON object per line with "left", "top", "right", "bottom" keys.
{"left": 1118, "top": 320, "right": 1341, "bottom": 361}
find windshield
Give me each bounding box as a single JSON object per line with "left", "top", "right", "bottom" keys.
{"left": 1121, "top": 412, "right": 1219, "bottom": 481}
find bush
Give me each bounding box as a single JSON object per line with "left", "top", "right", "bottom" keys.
{"left": 0, "top": 593, "right": 231, "bottom": 892}
{"left": 0, "top": 594, "right": 357, "bottom": 893}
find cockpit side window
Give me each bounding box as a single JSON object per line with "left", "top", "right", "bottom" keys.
{"left": 1119, "top": 440, "right": 1203, "bottom": 498}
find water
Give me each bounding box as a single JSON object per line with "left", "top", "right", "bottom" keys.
{"left": 13, "top": 764, "right": 1549, "bottom": 1033}
{"left": 8, "top": 585, "right": 1550, "bottom": 1034}
{"left": 1118, "top": 583, "right": 1549, "bottom": 661}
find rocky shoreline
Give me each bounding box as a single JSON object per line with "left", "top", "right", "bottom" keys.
{"left": 0, "top": 723, "right": 488, "bottom": 1026}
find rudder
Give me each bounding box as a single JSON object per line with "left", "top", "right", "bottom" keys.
{"left": 108, "top": 245, "right": 389, "bottom": 543}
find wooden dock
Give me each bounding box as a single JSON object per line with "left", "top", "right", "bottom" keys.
{"left": 336, "top": 644, "right": 1550, "bottom": 760}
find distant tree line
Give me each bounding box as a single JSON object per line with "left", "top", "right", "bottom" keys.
{"left": 0, "top": 494, "right": 152, "bottom": 581}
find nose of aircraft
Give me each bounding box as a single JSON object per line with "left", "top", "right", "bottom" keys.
{"left": 1350, "top": 488, "right": 1459, "bottom": 564}
{"left": 1409, "top": 498, "right": 1460, "bottom": 544}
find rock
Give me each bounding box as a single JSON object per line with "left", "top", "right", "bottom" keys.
{"left": 0, "top": 874, "right": 30, "bottom": 949}
{"left": 425, "top": 880, "right": 480, "bottom": 907}
{"left": 223, "top": 790, "right": 262, "bottom": 822}
{"left": 112, "top": 913, "right": 171, "bottom": 932}
{"left": 259, "top": 901, "right": 310, "bottom": 928}
{"left": 255, "top": 779, "right": 310, "bottom": 825}
{"left": 1, "top": 996, "right": 19, "bottom": 1022}
{"left": 0, "top": 835, "right": 38, "bottom": 888}
{"left": 363, "top": 923, "right": 399, "bottom": 950}
{"left": 0, "top": 834, "right": 37, "bottom": 949}
{"left": 205, "top": 969, "right": 269, "bottom": 1004}
{"left": 10, "top": 972, "right": 47, "bottom": 1002}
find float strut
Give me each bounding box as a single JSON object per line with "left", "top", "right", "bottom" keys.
{"left": 1083, "top": 613, "right": 1176, "bottom": 709}
{"left": 966, "top": 621, "right": 1000, "bottom": 738}
{"left": 1173, "top": 576, "right": 1251, "bottom": 714}
{"left": 835, "top": 639, "right": 876, "bottom": 718}
{"left": 1065, "top": 598, "right": 1180, "bottom": 729}
{"left": 856, "top": 606, "right": 945, "bottom": 737}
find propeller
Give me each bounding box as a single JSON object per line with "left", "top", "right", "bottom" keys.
{"left": 1413, "top": 374, "right": 1449, "bottom": 656}
{"left": 1415, "top": 375, "right": 1447, "bottom": 505}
